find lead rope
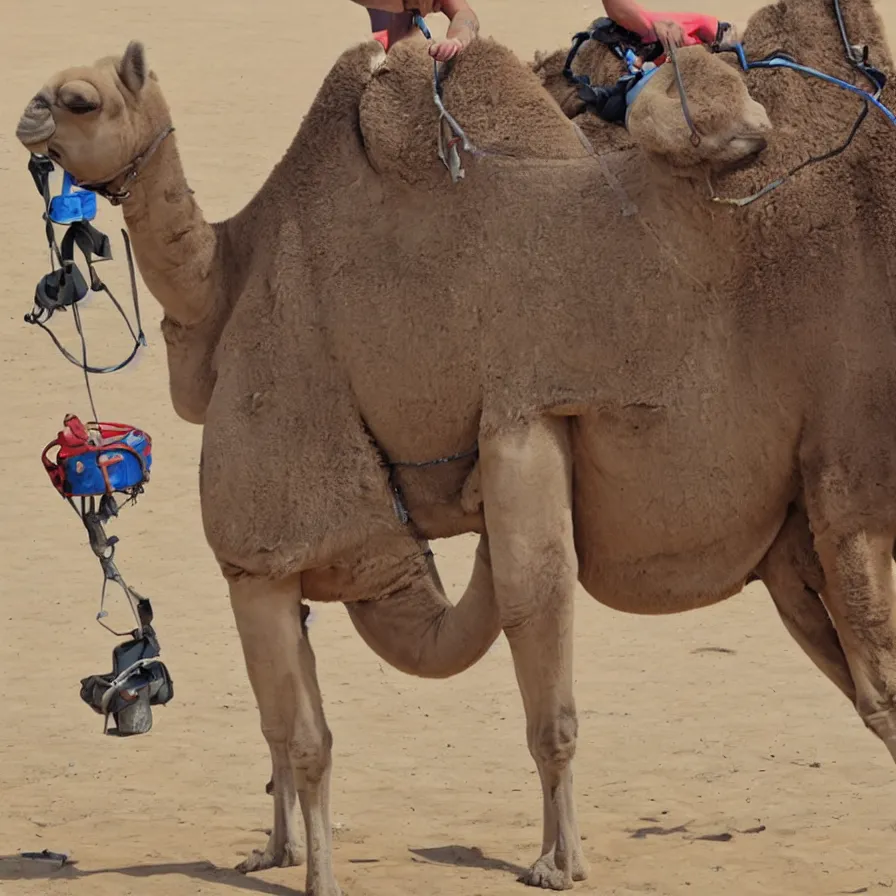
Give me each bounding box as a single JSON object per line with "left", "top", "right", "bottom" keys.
{"left": 667, "top": 44, "right": 701, "bottom": 147}
{"left": 411, "top": 12, "right": 479, "bottom": 182}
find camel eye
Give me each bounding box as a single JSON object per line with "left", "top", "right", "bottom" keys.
{"left": 65, "top": 95, "right": 100, "bottom": 115}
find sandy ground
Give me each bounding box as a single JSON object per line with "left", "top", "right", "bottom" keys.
{"left": 3, "top": 1, "right": 896, "bottom": 894}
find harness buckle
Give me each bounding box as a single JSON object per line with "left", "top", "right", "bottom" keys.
{"left": 846, "top": 43, "right": 867, "bottom": 66}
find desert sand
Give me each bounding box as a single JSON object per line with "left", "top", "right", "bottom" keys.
{"left": 3, "top": 1, "right": 896, "bottom": 894}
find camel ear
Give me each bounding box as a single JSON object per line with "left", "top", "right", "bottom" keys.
{"left": 118, "top": 41, "right": 148, "bottom": 94}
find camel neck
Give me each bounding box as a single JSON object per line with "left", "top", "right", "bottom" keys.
{"left": 120, "top": 131, "right": 220, "bottom": 327}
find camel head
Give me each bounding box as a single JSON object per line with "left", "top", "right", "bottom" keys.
{"left": 626, "top": 46, "right": 772, "bottom": 173}
{"left": 15, "top": 42, "right": 170, "bottom": 194}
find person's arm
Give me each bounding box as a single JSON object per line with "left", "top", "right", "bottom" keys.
{"left": 429, "top": 0, "right": 479, "bottom": 61}
{"left": 442, "top": 0, "right": 479, "bottom": 44}
{"left": 602, "top": 0, "right": 653, "bottom": 36}
{"left": 603, "top": 0, "right": 688, "bottom": 49}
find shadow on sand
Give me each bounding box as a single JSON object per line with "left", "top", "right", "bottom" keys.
{"left": 0, "top": 855, "right": 298, "bottom": 895}
{"left": 409, "top": 844, "right": 527, "bottom": 878}
{"left": 3, "top": 844, "right": 531, "bottom": 891}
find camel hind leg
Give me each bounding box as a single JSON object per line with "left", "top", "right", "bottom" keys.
{"left": 229, "top": 572, "right": 339, "bottom": 896}
{"left": 757, "top": 509, "right": 856, "bottom": 701}
{"left": 814, "top": 531, "right": 896, "bottom": 758}
{"left": 480, "top": 415, "right": 588, "bottom": 890}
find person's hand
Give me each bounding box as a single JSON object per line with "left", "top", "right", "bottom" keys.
{"left": 404, "top": 0, "right": 441, "bottom": 15}
{"left": 653, "top": 19, "right": 686, "bottom": 52}
{"left": 429, "top": 37, "right": 464, "bottom": 61}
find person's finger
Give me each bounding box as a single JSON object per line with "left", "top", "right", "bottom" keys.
{"left": 656, "top": 20, "right": 685, "bottom": 49}
{"left": 430, "top": 39, "right": 459, "bottom": 61}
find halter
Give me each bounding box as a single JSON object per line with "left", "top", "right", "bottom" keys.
{"left": 26, "top": 151, "right": 146, "bottom": 389}
{"left": 22, "top": 128, "right": 174, "bottom": 736}
{"left": 74, "top": 125, "right": 175, "bottom": 205}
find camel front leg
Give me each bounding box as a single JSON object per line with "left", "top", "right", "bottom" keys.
{"left": 229, "top": 573, "right": 339, "bottom": 896}
{"left": 815, "top": 531, "right": 896, "bottom": 759}
{"left": 480, "top": 416, "right": 588, "bottom": 890}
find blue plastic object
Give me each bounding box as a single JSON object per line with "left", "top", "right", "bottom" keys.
{"left": 48, "top": 170, "right": 97, "bottom": 225}
{"left": 626, "top": 66, "right": 661, "bottom": 108}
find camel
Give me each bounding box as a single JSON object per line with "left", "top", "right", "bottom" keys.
{"left": 14, "top": 0, "right": 896, "bottom": 891}
{"left": 531, "top": 0, "right": 895, "bottom": 684}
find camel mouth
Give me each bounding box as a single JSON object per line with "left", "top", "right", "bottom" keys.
{"left": 721, "top": 135, "right": 769, "bottom": 171}
{"left": 16, "top": 103, "right": 56, "bottom": 148}
{"left": 744, "top": 135, "right": 769, "bottom": 155}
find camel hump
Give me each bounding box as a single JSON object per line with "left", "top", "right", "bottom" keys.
{"left": 359, "top": 35, "right": 592, "bottom": 185}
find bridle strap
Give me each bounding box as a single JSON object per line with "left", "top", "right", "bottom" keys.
{"left": 75, "top": 125, "right": 175, "bottom": 205}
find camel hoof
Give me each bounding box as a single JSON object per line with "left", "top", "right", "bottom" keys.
{"left": 236, "top": 841, "right": 305, "bottom": 873}
{"left": 519, "top": 857, "right": 575, "bottom": 890}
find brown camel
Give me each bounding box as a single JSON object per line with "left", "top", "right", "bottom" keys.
{"left": 14, "top": 0, "right": 896, "bottom": 891}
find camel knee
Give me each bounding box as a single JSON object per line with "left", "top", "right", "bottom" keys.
{"left": 264, "top": 724, "right": 333, "bottom": 786}
{"left": 290, "top": 728, "right": 333, "bottom": 786}
{"left": 815, "top": 532, "right": 896, "bottom": 711}
{"left": 528, "top": 705, "right": 578, "bottom": 772}
{"left": 817, "top": 531, "right": 895, "bottom": 631}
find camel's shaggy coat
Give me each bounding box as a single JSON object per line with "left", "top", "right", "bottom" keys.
{"left": 15, "top": 0, "right": 896, "bottom": 891}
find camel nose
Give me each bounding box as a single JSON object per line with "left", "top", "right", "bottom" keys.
{"left": 15, "top": 96, "right": 56, "bottom": 147}
{"left": 732, "top": 134, "right": 768, "bottom": 158}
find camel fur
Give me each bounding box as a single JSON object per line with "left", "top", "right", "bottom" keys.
{"left": 15, "top": 0, "right": 896, "bottom": 891}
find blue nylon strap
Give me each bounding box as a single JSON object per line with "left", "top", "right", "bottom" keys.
{"left": 625, "top": 65, "right": 661, "bottom": 108}
{"left": 734, "top": 43, "right": 896, "bottom": 127}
